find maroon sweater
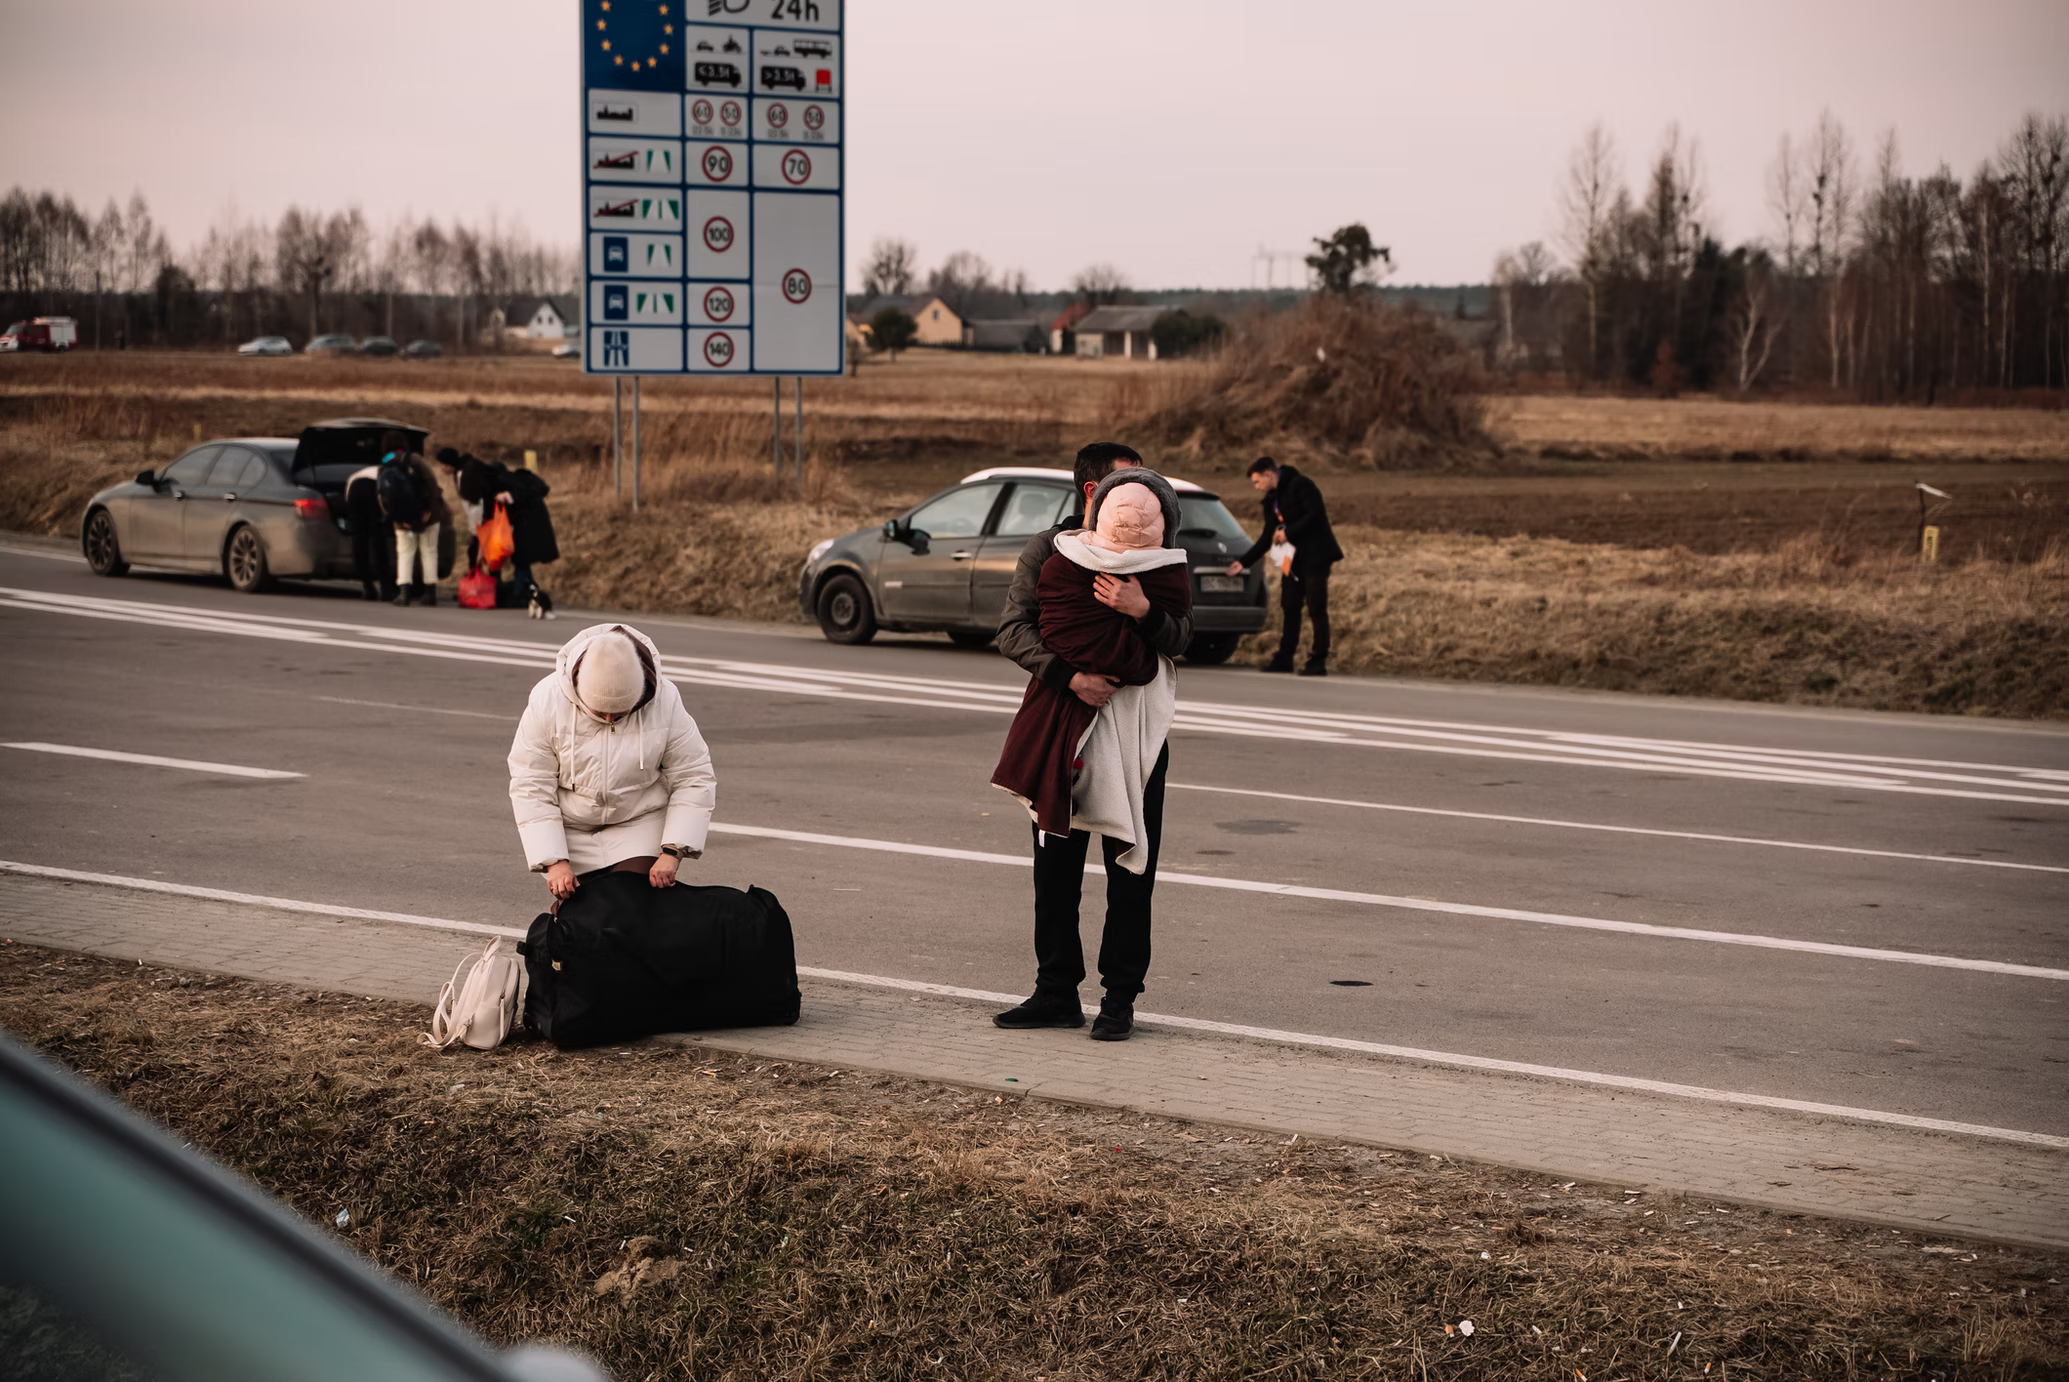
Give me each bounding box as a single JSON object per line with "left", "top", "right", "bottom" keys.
{"left": 991, "top": 552, "right": 1192, "bottom": 836}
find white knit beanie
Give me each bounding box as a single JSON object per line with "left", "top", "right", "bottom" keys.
{"left": 576, "top": 633, "right": 645, "bottom": 716}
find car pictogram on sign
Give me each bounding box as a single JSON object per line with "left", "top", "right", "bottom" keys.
{"left": 703, "top": 216, "right": 735, "bottom": 252}
{"left": 703, "top": 286, "right": 735, "bottom": 322}
{"left": 695, "top": 61, "right": 743, "bottom": 87}
{"left": 782, "top": 268, "right": 811, "bottom": 304}
{"left": 780, "top": 149, "right": 812, "bottom": 185}
{"left": 594, "top": 150, "right": 637, "bottom": 170}
{"left": 702, "top": 146, "right": 734, "bottom": 181}
{"left": 704, "top": 332, "right": 735, "bottom": 368}
{"left": 596, "top": 198, "right": 638, "bottom": 218}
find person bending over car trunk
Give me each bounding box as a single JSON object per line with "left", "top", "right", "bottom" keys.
{"left": 992, "top": 443, "right": 1193, "bottom": 1042}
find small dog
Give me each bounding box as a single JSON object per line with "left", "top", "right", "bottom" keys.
{"left": 527, "top": 587, "right": 557, "bottom": 621}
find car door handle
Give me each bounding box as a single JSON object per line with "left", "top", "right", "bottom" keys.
{"left": 952, "top": 550, "right": 976, "bottom": 561}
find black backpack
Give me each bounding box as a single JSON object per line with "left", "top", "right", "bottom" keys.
{"left": 376, "top": 460, "right": 422, "bottom": 522}
{"left": 520, "top": 872, "right": 801, "bottom": 1049}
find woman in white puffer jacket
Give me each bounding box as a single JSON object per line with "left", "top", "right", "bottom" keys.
{"left": 508, "top": 623, "right": 716, "bottom": 903}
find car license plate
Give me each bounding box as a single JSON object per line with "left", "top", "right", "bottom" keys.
{"left": 1198, "top": 574, "right": 1245, "bottom": 593}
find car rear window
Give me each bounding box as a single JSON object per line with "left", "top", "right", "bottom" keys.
{"left": 1175, "top": 495, "right": 1252, "bottom": 542}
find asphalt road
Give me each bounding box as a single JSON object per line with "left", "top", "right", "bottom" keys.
{"left": 3, "top": 545, "right": 2066, "bottom": 1137}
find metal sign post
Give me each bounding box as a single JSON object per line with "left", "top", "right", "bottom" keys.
{"left": 611, "top": 377, "right": 622, "bottom": 497}
{"left": 631, "top": 377, "right": 642, "bottom": 512}
{"left": 794, "top": 375, "right": 804, "bottom": 479}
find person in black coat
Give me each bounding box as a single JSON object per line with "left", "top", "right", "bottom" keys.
{"left": 436, "top": 448, "right": 560, "bottom": 614}
{"left": 1224, "top": 456, "right": 1343, "bottom": 675}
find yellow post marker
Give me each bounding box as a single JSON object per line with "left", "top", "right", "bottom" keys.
{"left": 1921, "top": 525, "right": 1940, "bottom": 563}
{"left": 523, "top": 449, "right": 539, "bottom": 473}
{"left": 192, "top": 422, "right": 201, "bottom": 440}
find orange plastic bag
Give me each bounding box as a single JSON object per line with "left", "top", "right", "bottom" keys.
{"left": 477, "top": 500, "right": 515, "bottom": 572}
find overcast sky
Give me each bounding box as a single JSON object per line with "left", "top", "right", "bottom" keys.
{"left": 3, "top": 0, "right": 2063, "bottom": 290}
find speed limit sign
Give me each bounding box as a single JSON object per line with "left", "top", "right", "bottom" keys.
{"left": 781, "top": 268, "right": 811, "bottom": 304}
{"left": 780, "top": 149, "right": 812, "bottom": 185}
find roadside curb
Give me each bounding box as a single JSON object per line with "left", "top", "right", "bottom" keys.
{"left": 3, "top": 868, "right": 2065, "bottom": 1251}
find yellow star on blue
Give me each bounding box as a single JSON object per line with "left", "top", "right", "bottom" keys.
{"left": 585, "top": 0, "right": 679, "bottom": 90}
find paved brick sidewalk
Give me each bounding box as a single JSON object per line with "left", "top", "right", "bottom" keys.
{"left": 5, "top": 870, "right": 2065, "bottom": 1250}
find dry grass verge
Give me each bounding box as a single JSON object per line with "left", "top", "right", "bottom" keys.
{"left": 4, "top": 946, "right": 2064, "bottom": 1380}
{"left": 1235, "top": 529, "right": 2069, "bottom": 718}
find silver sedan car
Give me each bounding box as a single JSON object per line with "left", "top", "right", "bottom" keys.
{"left": 798, "top": 466, "right": 1269, "bottom": 663}
{"left": 80, "top": 419, "right": 448, "bottom": 594}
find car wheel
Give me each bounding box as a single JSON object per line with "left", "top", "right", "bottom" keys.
{"left": 224, "top": 525, "right": 274, "bottom": 594}
{"left": 815, "top": 572, "right": 876, "bottom": 645}
{"left": 1185, "top": 633, "right": 1240, "bottom": 665}
{"left": 947, "top": 629, "right": 995, "bottom": 648}
{"left": 82, "top": 508, "right": 128, "bottom": 577}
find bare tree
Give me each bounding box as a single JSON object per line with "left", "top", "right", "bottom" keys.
{"left": 861, "top": 236, "right": 918, "bottom": 297}
{"left": 275, "top": 205, "right": 366, "bottom": 340}
{"left": 1767, "top": 133, "right": 1807, "bottom": 274}
{"left": 1559, "top": 124, "right": 1622, "bottom": 375}
{"left": 927, "top": 249, "right": 993, "bottom": 317}
{"left": 1071, "top": 263, "right": 1131, "bottom": 307}
{"left": 1726, "top": 251, "right": 1781, "bottom": 390}
{"left": 1805, "top": 110, "right": 1857, "bottom": 386}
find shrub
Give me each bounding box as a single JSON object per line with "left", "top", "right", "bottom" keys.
{"left": 1122, "top": 295, "right": 1493, "bottom": 468}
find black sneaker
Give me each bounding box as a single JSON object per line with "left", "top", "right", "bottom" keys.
{"left": 1297, "top": 661, "right": 1328, "bottom": 677}
{"left": 1089, "top": 997, "right": 1134, "bottom": 1042}
{"left": 993, "top": 994, "right": 1085, "bottom": 1030}
{"left": 1263, "top": 659, "right": 1295, "bottom": 673}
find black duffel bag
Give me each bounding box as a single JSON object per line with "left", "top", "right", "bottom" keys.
{"left": 520, "top": 872, "right": 801, "bottom": 1049}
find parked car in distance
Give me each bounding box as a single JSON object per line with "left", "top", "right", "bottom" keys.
{"left": 305, "top": 333, "right": 358, "bottom": 354}
{"left": 236, "top": 335, "right": 294, "bottom": 356}
{"left": 0, "top": 1028, "right": 611, "bottom": 1382}
{"left": 798, "top": 466, "right": 1267, "bottom": 662}
{"left": 358, "top": 335, "right": 400, "bottom": 357}
{"left": 403, "top": 338, "right": 444, "bottom": 359}
{"left": 0, "top": 316, "right": 78, "bottom": 352}
{"left": 551, "top": 342, "right": 581, "bottom": 359}
{"left": 79, "top": 417, "right": 452, "bottom": 594}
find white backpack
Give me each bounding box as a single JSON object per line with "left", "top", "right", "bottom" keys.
{"left": 422, "top": 939, "right": 524, "bottom": 1051}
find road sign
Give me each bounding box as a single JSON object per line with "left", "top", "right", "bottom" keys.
{"left": 581, "top": 0, "right": 843, "bottom": 376}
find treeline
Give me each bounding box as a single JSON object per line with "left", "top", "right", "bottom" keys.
{"left": 0, "top": 189, "right": 577, "bottom": 350}
{"left": 1490, "top": 111, "right": 2069, "bottom": 400}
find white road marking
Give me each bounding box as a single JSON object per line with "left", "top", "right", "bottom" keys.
{"left": 1, "top": 742, "right": 303, "bottom": 780}
{"left": 7, "top": 584, "right": 2068, "bottom": 805}
{"left": 4, "top": 858, "right": 2062, "bottom": 1151}
{"left": 708, "top": 823, "right": 2069, "bottom": 981}
{"left": 0, "top": 543, "right": 85, "bottom": 564}
{"left": 1168, "top": 782, "right": 2069, "bottom": 875}
{"left": 316, "top": 696, "right": 515, "bottom": 721}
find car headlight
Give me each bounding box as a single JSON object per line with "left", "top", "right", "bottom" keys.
{"left": 806, "top": 538, "right": 835, "bottom": 564}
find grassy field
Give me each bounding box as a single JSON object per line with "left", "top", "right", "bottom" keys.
{"left": 3, "top": 350, "right": 2065, "bottom": 716}
{"left": 7, "top": 944, "right": 2063, "bottom": 1382}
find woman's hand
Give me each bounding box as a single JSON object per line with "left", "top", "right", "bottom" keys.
{"left": 649, "top": 853, "right": 680, "bottom": 888}
{"left": 545, "top": 860, "right": 579, "bottom": 901}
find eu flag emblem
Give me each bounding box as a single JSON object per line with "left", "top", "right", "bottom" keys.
{"left": 585, "top": 0, "right": 683, "bottom": 92}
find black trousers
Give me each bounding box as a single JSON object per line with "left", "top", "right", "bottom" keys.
{"left": 1031, "top": 743, "right": 1167, "bottom": 1003}
{"left": 1277, "top": 560, "right": 1332, "bottom": 665}
{"left": 345, "top": 479, "right": 394, "bottom": 594}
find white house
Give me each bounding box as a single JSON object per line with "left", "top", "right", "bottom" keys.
{"left": 494, "top": 297, "right": 580, "bottom": 341}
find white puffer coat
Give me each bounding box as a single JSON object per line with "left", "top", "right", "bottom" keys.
{"left": 508, "top": 623, "right": 717, "bottom": 873}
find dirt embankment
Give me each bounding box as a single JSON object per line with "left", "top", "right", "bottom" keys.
{"left": 5, "top": 945, "right": 2063, "bottom": 1382}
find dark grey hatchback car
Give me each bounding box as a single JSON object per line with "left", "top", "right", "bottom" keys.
{"left": 798, "top": 467, "right": 1267, "bottom": 663}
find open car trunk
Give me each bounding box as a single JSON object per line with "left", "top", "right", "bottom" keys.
{"left": 290, "top": 418, "right": 452, "bottom": 580}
